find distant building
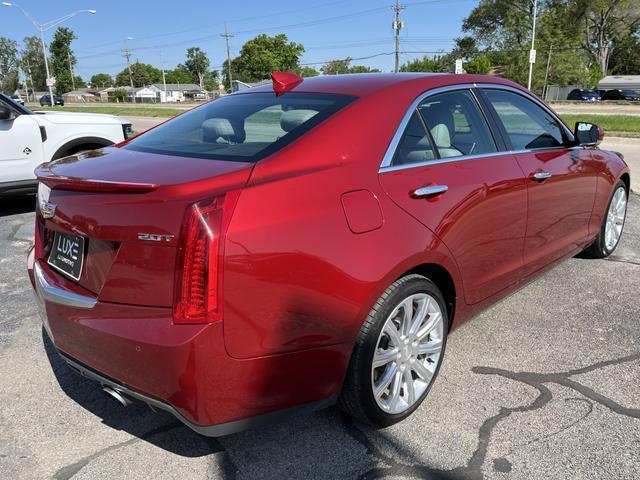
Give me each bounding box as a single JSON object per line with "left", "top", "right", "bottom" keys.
{"left": 13, "top": 89, "right": 48, "bottom": 102}
{"left": 62, "top": 88, "right": 100, "bottom": 103}
{"left": 597, "top": 75, "right": 640, "bottom": 93}
{"left": 98, "top": 86, "right": 157, "bottom": 102}
{"left": 232, "top": 79, "right": 270, "bottom": 92}
{"left": 150, "top": 83, "right": 207, "bottom": 102}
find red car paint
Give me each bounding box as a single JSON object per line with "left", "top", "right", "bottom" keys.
{"left": 28, "top": 73, "right": 630, "bottom": 435}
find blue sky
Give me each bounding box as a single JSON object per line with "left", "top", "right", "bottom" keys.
{"left": 1, "top": 0, "right": 477, "bottom": 80}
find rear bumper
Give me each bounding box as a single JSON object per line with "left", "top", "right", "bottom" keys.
{"left": 54, "top": 345, "right": 336, "bottom": 437}
{"left": 28, "top": 252, "right": 350, "bottom": 434}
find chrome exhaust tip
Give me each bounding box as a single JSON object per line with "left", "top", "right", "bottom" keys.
{"left": 102, "top": 386, "right": 132, "bottom": 407}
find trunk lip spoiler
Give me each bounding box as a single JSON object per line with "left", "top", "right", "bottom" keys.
{"left": 35, "top": 164, "right": 159, "bottom": 193}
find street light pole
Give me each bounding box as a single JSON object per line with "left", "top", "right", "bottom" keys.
{"left": 527, "top": 0, "right": 538, "bottom": 91}
{"left": 1, "top": 2, "right": 96, "bottom": 106}
{"left": 39, "top": 28, "right": 55, "bottom": 102}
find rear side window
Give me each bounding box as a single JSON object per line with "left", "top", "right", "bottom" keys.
{"left": 484, "top": 89, "right": 565, "bottom": 150}
{"left": 418, "top": 90, "right": 497, "bottom": 158}
{"left": 392, "top": 112, "right": 436, "bottom": 166}
{"left": 123, "top": 92, "right": 354, "bottom": 162}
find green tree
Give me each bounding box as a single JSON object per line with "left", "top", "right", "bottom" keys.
{"left": 203, "top": 70, "right": 220, "bottom": 91}
{"left": 321, "top": 57, "right": 380, "bottom": 75}
{"left": 400, "top": 55, "right": 450, "bottom": 72}
{"left": 165, "top": 64, "right": 192, "bottom": 84}
{"left": 462, "top": 0, "right": 640, "bottom": 90}
{"left": 609, "top": 32, "right": 640, "bottom": 74}
{"left": 185, "top": 47, "right": 210, "bottom": 87}
{"left": 90, "top": 73, "right": 113, "bottom": 88}
{"left": 451, "top": 36, "right": 479, "bottom": 60}
{"left": 464, "top": 54, "right": 491, "bottom": 74}
{"left": 115, "top": 61, "right": 162, "bottom": 87}
{"left": 0, "top": 37, "right": 20, "bottom": 94}
{"left": 321, "top": 58, "right": 351, "bottom": 75}
{"left": 113, "top": 88, "right": 127, "bottom": 102}
{"left": 571, "top": 0, "right": 640, "bottom": 76}
{"left": 21, "top": 36, "right": 46, "bottom": 91}
{"left": 49, "top": 27, "right": 76, "bottom": 95}
{"left": 226, "top": 34, "right": 305, "bottom": 88}
{"left": 293, "top": 65, "right": 319, "bottom": 77}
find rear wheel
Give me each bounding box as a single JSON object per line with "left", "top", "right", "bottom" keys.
{"left": 582, "top": 180, "right": 628, "bottom": 258}
{"left": 339, "top": 274, "right": 448, "bottom": 427}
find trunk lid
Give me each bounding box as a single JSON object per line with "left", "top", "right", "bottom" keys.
{"left": 35, "top": 147, "right": 253, "bottom": 308}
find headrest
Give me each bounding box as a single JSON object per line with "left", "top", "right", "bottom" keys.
{"left": 202, "top": 118, "right": 236, "bottom": 143}
{"left": 280, "top": 109, "right": 317, "bottom": 132}
{"left": 430, "top": 123, "right": 451, "bottom": 148}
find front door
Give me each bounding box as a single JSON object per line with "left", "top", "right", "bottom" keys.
{"left": 481, "top": 88, "right": 596, "bottom": 276}
{"left": 379, "top": 88, "right": 527, "bottom": 305}
{"left": 0, "top": 98, "right": 43, "bottom": 183}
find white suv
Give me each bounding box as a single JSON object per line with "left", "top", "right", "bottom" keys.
{"left": 0, "top": 93, "right": 133, "bottom": 197}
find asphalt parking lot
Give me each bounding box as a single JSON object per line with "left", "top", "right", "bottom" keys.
{"left": 1, "top": 193, "right": 639, "bottom": 480}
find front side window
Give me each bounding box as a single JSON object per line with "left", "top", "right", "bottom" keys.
{"left": 123, "top": 92, "right": 354, "bottom": 162}
{"left": 484, "top": 89, "right": 565, "bottom": 150}
{"left": 418, "top": 89, "right": 497, "bottom": 158}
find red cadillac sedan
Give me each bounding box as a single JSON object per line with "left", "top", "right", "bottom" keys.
{"left": 28, "top": 72, "right": 630, "bottom": 436}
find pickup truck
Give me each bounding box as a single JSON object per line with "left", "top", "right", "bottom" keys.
{"left": 0, "top": 93, "right": 133, "bottom": 197}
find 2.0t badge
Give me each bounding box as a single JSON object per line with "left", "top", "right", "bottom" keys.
{"left": 137, "top": 233, "right": 175, "bottom": 242}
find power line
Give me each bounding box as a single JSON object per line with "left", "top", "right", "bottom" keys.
{"left": 77, "top": 0, "right": 356, "bottom": 52}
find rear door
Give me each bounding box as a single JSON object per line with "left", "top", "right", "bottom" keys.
{"left": 379, "top": 87, "right": 527, "bottom": 305}
{"left": 480, "top": 88, "right": 596, "bottom": 276}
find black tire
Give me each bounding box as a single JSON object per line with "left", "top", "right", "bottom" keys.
{"left": 581, "top": 179, "right": 628, "bottom": 258}
{"left": 339, "top": 274, "right": 449, "bottom": 427}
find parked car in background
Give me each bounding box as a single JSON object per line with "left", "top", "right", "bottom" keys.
{"left": 602, "top": 89, "right": 640, "bottom": 101}
{"left": 0, "top": 93, "right": 132, "bottom": 196}
{"left": 39, "top": 94, "right": 65, "bottom": 106}
{"left": 567, "top": 88, "right": 601, "bottom": 101}
{"left": 10, "top": 94, "right": 25, "bottom": 105}
{"left": 29, "top": 72, "right": 630, "bottom": 437}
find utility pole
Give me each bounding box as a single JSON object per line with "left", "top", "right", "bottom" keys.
{"left": 543, "top": 43, "right": 553, "bottom": 100}
{"left": 392, "top": 0, "right": 405, "bottom": 73}
{"left": 123, "top": 36, "right": 134, "bottom": 102}
{"left": 221, "top": 23, "right": 233, "bottom": 91}
{"left": 22, "top": 57, "right": 34, "bottom": 102}
{"left": 527, "top": 0, "right": 538, "bottom": 91}
{"left": 160, "top": 50, "right": 167, "bottom": 102}
{"left": 67, "top": 50, "right": 75, "bottom": 91}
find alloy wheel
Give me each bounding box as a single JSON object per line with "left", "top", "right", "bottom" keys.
{"left": 371, "top": 293, "right": 444, "bottom": 414}
{"left": 605, "top": 186, "right": 627, "bottom": 252}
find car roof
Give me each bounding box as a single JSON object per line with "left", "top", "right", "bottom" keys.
{"left": 242, "top": 72, "right": 523, "bottom": 97}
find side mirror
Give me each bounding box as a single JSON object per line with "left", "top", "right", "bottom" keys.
{"left": 574, "top": 122, "right": 603, "bottom": 146}
{"left": 0, "top": 105, "right": 14, "bottom": 121}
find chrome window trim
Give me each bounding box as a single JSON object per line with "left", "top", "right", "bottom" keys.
{"left": 378, "top": 83, "right": 575, "bottom": 173}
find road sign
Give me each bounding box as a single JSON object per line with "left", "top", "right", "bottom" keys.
{"left": 46, "top": 77, "right": 56, "bottom": 87}
{"left": 455, "top": 59, "right": 463, "bottom": 74}
{"left": 529, "top": 49, "right": 537, "bottom": 64}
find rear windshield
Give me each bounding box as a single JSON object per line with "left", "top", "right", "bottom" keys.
{"left": 123, "top": 92, "right": 355, "bottom": 162}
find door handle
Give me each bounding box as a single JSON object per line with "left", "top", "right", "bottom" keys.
{"left": 412, "top": 185, "right": 448, "bottom": 198}
{"left": 533, "top": 171, "right": 552, "bottom": 181}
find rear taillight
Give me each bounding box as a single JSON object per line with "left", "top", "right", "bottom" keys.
{"left": 174, "top": 197, "right": 223, "bottom": 324}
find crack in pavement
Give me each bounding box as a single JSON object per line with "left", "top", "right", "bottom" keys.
{"left": 604, "top": 256, "right": 640, "bottom": 267}
{"left": 341, "top": 353, "right": 640, "bottom": 480}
